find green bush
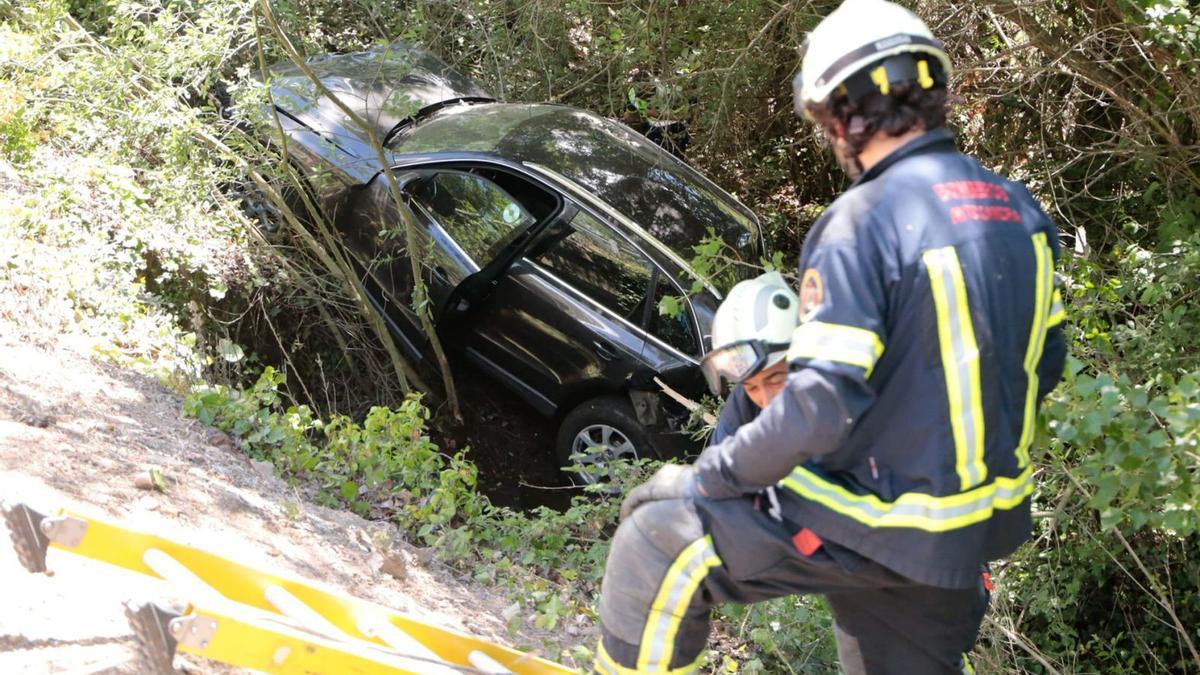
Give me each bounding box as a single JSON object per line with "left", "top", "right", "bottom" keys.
{"left": 987, "top": 236, "right": 1200, "bottom": 673}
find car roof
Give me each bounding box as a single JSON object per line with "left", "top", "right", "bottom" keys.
{"left": 389, "top": 103, "right": 761, "bottom": 265}
{"left": 265, "top": 43, "right": 495, "bottom": 162}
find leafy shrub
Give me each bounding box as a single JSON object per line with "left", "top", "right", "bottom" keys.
{"left": 984, "top": 236, "right": 1200, "bottom": 673}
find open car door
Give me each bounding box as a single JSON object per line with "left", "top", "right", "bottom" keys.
{"left": 336, "top": 165, "right": 562, "bottom": 360}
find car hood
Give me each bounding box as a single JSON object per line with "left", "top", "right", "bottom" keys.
{"left": 265, "top": 42, "right": 495, "bottom": 161}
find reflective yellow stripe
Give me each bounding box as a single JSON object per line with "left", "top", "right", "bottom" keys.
{"left": 637, "top": 536, "right": 721, "bottom": 671}
{"left": 596, "top": 641, "right": 705, "bottom": 675}
{"left": 1016, "top": 234, "right": 1055, "bottom": 467}
{"left": 962, "top": 652, "right": 977, "bottom": 674}
{"left": 595, "top": 642, "right": 624, "bottom": 675}
{"left": 779, "top": 465, "right": 1034, "bottom": 532}
{"left": 1047, "top": 288, "right": 1065, "bottom": 328}
{"left": 787, "top": 321, "right": 886, "bottom": 377}
{"left": 924, "top": 246, "right": 987, "bottom": 489}
{"left": 595, "top": 643, "right": 616, "bottom": 675}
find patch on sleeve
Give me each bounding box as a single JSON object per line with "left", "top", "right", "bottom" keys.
{"left": 798, "top": 268, "right": 824, "bottom": 322}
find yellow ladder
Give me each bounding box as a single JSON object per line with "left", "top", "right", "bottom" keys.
{"left": 4, "top": 502, "right": 575, "bottom": 674}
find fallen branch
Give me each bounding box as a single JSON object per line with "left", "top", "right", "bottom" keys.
{"left": 654, "top": 377, "right": 716, "bottom": 426}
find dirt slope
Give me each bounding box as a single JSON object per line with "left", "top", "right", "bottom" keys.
{"left": 0, "top": 333, "right": 552, "bottom": 674}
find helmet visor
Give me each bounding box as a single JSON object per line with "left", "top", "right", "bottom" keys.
{"left": 700, "top": 340, "right": 790, "bottom": 394}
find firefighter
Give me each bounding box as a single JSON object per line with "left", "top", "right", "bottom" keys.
{"left": 705, "top": 271, "right": 800, "bottom": 436}
{"left": 593, "top": 0, "right": 1067, "bottom": 672}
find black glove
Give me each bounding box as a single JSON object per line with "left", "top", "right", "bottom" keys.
{"left": 619, "top": 464, "right": 699, "bottom": 521}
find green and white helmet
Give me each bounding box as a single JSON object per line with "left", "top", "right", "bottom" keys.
{"left": 793, "top": 0, "right": 952, "bottom": 115}
{"left": 700, "top": 272, "right": 799, "bottom": 394}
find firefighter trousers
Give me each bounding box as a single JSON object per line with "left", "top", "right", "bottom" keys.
{"left": 595, "top": 495, "right": 989, "bottom": 674}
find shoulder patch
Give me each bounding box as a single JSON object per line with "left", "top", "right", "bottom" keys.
{"left": 799, "top": 268, "right": 823, "bottom": 322}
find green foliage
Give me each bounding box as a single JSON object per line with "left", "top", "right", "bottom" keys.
{"left": 996, "top": 234, "right": 1200, "bottom": 672}
{"left": 184, "top": 367, "right": 480, "bottom": 522}
{"left": 1066, "top": 235, "right": 1200, "bottom": 376}
{"left": 717, "top": 596, "right": 839, "bottom": 674}
{"left": 1047, "top": 364, "right": 1200, "bottom": 535}
{"left": 1047, "top": 236, "right": 1200, "bottom": 536}
{"left": 1133, "top": 0, "right": 1199, "bottom": 59}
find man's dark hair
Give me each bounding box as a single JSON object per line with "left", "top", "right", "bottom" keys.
{"left": 810, "top": 82, "right": 948, "bottom": 160}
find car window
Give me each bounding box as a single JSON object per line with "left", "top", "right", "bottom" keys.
{"left": 650, "top": 274, "right": 699, "bottom": 356}
{"left": 407, "top": 171, "right": 536, "bottom": 263}
{"left": 534, "top": 209, "right": 653, "bottom": 322}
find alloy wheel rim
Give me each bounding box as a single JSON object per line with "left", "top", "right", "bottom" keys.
{"left": 569, "top": 424, "right": 639, "bottom": 485}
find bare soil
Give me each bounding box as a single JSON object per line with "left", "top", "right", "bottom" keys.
{"left": 433, "top": 360, "right": 578, "bottom": 513}
{"left": 0, "top": 332, "right": 563, "bottom": 673}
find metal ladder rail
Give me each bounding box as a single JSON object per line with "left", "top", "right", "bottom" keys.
{"left": 4, "top": 503, "right": 571, "bottom": 675}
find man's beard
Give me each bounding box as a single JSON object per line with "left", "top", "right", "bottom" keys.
{"left": 831, "top": 136, "right": 863, "bottom": 180}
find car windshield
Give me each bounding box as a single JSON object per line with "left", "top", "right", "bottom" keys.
{"left": 389, "top": 104, "right": 760, "bottom": 262}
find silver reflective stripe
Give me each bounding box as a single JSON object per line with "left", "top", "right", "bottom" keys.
{"left": 594, "top": 652, "right": 618, "bottom": 675}
{"left": 639, "top": 536, "right": 720, "bottom": 671}
{"left": 787, "top": 321, "right": 885, "bottom": 376}
{"left": 780, "top": 465, "right": 1034, "bottom": 532}
{"left": 923, "top": 246, "right": 987, "bottom": 489}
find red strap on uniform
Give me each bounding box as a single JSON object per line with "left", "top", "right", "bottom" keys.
{"left": 792, "top": 528, "right": 823, "bottom": 556}
{"left": 982, "top": 570, "right": 994, "bottom": 592}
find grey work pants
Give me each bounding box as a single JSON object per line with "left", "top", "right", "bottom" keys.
{"left": 595, "top": 495, "right": 989, "bottom": 674}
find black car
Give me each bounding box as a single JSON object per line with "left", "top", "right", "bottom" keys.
{"left": 255, "top": 43, "right": 763, "bottom": 479}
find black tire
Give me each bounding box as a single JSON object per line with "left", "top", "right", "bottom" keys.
{"left": 556, "top": 395, "right": 657, "bottom": 486}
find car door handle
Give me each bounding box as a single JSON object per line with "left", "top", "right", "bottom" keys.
{"left": 593, "top": 340, "right": 619, "bottom": 361}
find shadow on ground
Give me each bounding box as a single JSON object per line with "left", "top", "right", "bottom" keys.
{"left": 427, "top": 360, "right": 579, "bottom": 513}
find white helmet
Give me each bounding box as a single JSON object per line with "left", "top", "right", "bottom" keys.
{"left": 793, "top": 0, "right": 952, "bottom": 114}
{"left": 700, "top": 272, "right": 799, "bottom": 394}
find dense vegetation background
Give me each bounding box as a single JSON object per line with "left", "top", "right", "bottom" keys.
{"left": 1, "top": 0, "right": 1198, "bottom": 672}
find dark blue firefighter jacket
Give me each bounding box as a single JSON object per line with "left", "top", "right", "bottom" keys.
{"left": 694, "top": 128, "right": 1067, "bottom": 589}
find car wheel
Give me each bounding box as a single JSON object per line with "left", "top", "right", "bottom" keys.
{"left": 556, "top": 395, "right": 656, "bottom": 486}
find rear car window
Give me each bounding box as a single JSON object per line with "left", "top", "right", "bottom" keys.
{"left": 535, "top": 210, "right": 653, "bottom": 322}
{"left": 650, "top": 274, "right": 699, "bottom": 357}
